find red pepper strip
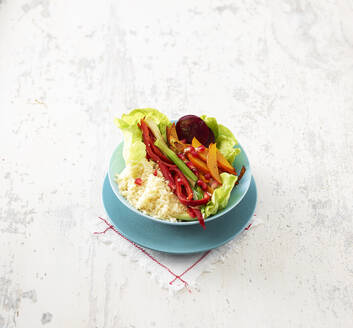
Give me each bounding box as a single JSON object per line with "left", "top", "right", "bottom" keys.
{"left": 147, "top": 128, "right": 173, "bottom": 163}
{"left": 158, "top": 161, "right": 176, "bottom": 191}
{"left": 187, "top": 207, "right": 196, "bottom": 218}
{"left": 184, "top": 193, "right": 210, "bottom": 206}
{"left": 175, "top": 178, "right": 187, "bottom": 203}
{"left": 139, "top": 119, "right": 152, "bottom": 141}
{"left": 139, "top": 120, "right": 175, "bottom": 167}
{"left": 174, "top": 178, "right": 206, "bottom": 228}
{"left": 140, "top": 119, "right": 172, "bottom": 164}
{"left": 169, "top": 167, "right": 193, "bottom": 200}
{"left": 175, "top": 179, "right": 210, "bottom": 206}
{"left": 192, "top": 208, "right": 205, "bottom": 229}
{"left": 151, "top": 143, "right": 172, "bottom": 163}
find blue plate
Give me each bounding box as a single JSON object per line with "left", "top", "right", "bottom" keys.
{"left": 108, "top": 140, "right": 251, "bottom": 225}
{"left": 102, "top": 174, "right": 257, "bottom": 254}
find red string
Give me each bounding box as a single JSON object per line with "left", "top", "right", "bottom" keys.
{"left": 244, "top": 223, "right": 252, "bottom": 230}
{"left": 94, "top": 215, "right": 255, "bottom": 290}
{"left": 94, "top": 217, "right": 203, "bottom": 290}
{"left": 168, "top": 250, "right": 211, "bottom": 285}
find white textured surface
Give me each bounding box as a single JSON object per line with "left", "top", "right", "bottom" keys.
{"left": 1, "top": 0, "right": 353, "bottom": 327}
{"left": 94, "top": 216, "right": 261, "bottom": 293}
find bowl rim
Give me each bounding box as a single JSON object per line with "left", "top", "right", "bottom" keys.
{"left": 108, "top": 139, "right": 252, "bottom": 226}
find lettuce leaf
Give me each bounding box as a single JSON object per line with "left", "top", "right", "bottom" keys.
{"left": 217, "top": 131, "right": 241, "bottom": 164}
{"left": 200, "top": 115, "right": 219, "bottom": 139}
{"left": 114, "top": 108, "right": 171, "bottom": 165}
{"left": 202, "top": 173, "right": 238, "bottom": 218}
{"left": 200, "top": 115, "right": 240, "bottom": 164}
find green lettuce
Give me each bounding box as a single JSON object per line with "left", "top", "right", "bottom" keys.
{"left": 114, "top": 108, "right": 171, "bottom": 165}
{"left": 201, "top": 115, "right": 240, "bottom": 164}
{"left": 202, "top": 173, "right": 238, "bottom": 218}
{"left": 200, "top": 115, "right": 219, "bottom": 139}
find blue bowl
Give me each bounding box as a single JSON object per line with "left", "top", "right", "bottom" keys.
{"left": 103, "top": 174, "right": 257, "bottom": 253}
{"left": 108, "top": 137, "right": 251, "bottom": 226}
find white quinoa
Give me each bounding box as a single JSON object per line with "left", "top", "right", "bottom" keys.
{"left": 115, "top": 159, "right": 188, "bottom": 221}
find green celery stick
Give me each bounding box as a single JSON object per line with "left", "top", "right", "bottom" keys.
{"left": 154, "top": 138, "right": 198, "bottom": 185}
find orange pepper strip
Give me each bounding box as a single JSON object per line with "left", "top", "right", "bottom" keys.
{"left": 207, "top": 143, "right": 222, "bottom": 184}
{"left": 168, "top": 123, "right": 190, "bottom": 153}
{"left": 194, "top": 171, "right": 213, "bottom": 194}
{"left": 207, "top": 185, "right": 214, "bottom": 194}
{"left": 166, "top": 125, "right": 171, "bottom": 146}
{"left": 196, "top": 150, "right": 208, "bottom": 163}
{"left": 192, "top": 137, "right": 208, "bottom": 162}
{"left": 169, "top": 123, "right": 179, "bottom": 140}
{"left": 216, "top": 152, "right": 236, "bottom": 175}
{"left": 192, "top": 137, "right": 236, "bottom": 175}
{"left": 186, "top": 153, "right": 210, "bottom": 174}
{"left": 198, "top": 172, "right": 214, "bottom": 194}
{"left": 198, "top": 172, "right": 210, "bottom": 183}
{"left": 192, "top": 137, "right": 204, "bottom": 149}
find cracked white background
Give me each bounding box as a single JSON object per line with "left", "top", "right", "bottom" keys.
{"left": 1, "top": 0, "right": 353, "bottom": 327}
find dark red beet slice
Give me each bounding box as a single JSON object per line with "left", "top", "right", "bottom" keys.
{"left": 205, "top": 128, "right": 215, "bottom": 146}
{"left": 176, "top": 115, "right": 214, "bottom": 146}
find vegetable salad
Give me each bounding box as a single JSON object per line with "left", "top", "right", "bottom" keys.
{"left": 114, "top": 108, "right": 243, "bottom": 228}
